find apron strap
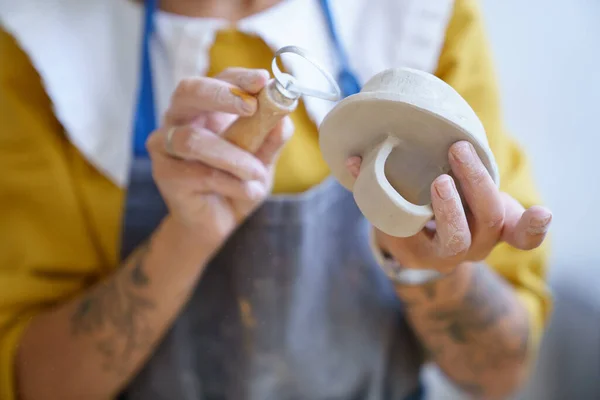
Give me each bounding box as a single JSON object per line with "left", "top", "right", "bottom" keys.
{"left": 318, "top": 0, "right": 362, "bottom": 97}
{"left": 133, "top": 0, "right": 158, "bottom": 157}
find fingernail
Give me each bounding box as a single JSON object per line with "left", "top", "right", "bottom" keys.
{"left": 435, "top": 175, "right": 455, "bottom": 200}
{"left": 239, "top": 70, "right": 269, "bottom": 89}
{"left": 256, "top": 69, "right": 270, "bottom": 83}
{"left": 239, "top": 160, "right": 265, "bottom": 181}
{"left": 246, "top": 180, "right": 267, "bottom": 201}
{"left": 451, "top": 141, "right": 476, "bottom": 163}
{"left": 250, "top": 164, "right": 268, "bottom": 181}
{"left": 527, "top": 214, "right": 552, "bottom": 235}
{"left": 424, "top": 219, "right": 437, "bottom": 231}
{"left": 282, "top": 117, "right": 295, "bottom": 140}
{"left": 230, "top": 87, "right": 256, "bottom": 114}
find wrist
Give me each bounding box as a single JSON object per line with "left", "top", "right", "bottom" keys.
{"left": 157, "top": 215, "right": 224, "bottom": 263}
{"left": 395, "top": 262, "right": 475, "bottom": 309}
{"left": 369, "top": 228, "right": 446, "bottom": 285}
{"left": 380, "top": 249, "right": 448, "bottom": 286}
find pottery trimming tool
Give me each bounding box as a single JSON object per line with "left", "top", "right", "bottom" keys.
{"left": 221, "top": 45, "right": 341, "bottom": 152}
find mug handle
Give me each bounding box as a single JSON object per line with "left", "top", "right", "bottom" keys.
{"left": 353, "top": 136, "right": 434, "bottom": 237}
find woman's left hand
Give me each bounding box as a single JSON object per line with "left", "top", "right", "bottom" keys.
{"left": 346, "top": 140, "right": 552, "bottom": 274}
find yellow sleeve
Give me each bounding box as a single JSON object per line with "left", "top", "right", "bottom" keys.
{"left": 0, "top": 29, "right": 119, "bottom": 400}
{"left": 434, "top": 0, "right": 552, "bottom": 352}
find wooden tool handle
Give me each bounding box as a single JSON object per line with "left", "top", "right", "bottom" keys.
{"left": 222, "top": 79, "right": 298, "bottom": 153}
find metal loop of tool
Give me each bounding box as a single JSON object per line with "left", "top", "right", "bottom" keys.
{"left": 271, "top": 45, "right": 342, "bottom": 102}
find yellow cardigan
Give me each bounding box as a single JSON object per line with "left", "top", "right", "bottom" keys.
{"left": 0, "top": 0, "right": 551, "bottom": 398}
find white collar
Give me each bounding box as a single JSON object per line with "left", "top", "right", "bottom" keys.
{"left": 0, "top": 0, "right": 453, "bottom": 188}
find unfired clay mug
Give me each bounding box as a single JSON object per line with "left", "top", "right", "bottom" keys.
{"left": 319, "top": 68, "right": 500, "bottom": 237}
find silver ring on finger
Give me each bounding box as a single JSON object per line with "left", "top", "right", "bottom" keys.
{"left": 164, "top": 127, "right": 182, "bottom": 159}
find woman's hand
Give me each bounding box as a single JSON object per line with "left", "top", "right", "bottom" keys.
{"left": 347, "top": 140, "right": 552, "bottom": 273}
{"left": 146, "top": 68, "right": 293, "bottom": 246}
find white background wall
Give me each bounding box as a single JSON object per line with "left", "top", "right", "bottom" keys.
{"left": 425, "top": 0, "right": 600, "bottom": 398}
{"left": 481, "top": 0, "right": 600, "bottom": 271}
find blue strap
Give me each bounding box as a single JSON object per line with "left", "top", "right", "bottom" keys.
{"left": 318, "top": 0, "right": 361, "bottom": 97}
{"left": 133, "top": 0, "right": 158, "bottom": 157}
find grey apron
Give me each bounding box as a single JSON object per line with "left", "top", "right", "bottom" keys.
{"left": 118, "top": 157, "right": 425, "bottom": 400}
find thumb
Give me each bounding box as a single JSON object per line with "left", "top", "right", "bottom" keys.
{"left": 254, "top": 116, "right": 294, "bottom": 166}
{"left": 501, "top": 193, "right": 552, "bottom": 250}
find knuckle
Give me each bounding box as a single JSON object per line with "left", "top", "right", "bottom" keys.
{"left": 445, "top": 229, "right": 470, "bottom": 256}
{"left": 468, "top": 167, "right": 488, "bottom": 186}
{"left": 212, "top": 84, "right": 232, "bottom": 106}
{"left": 243, "top": 181, "right": 267, "bottom": 201}
{"left": 182, "top": 126, "right": 205, "bottom": 155}
{"left": 145, "top": 131, "right": 160, "bottom": 152}
{"left": 485, "top": 210, "right": 505, "bottom": 229}
{"left": 237, "top": 72, "right": 255, "bottom": 88}
{"left": 280, "top": 117, "right": 295, "bottom": 142}
{"left": 236, "top": 155, "right": 263, "bottom": 178}
{"left": 239, "top": 69, "right": 267, "bottom": 87}
{"left": 174, "top": 77, "right": 197, "bottom": 99}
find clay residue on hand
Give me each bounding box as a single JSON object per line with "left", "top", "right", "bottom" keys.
{"left": 238, "top": 298, "right": 256, "bottom": 329}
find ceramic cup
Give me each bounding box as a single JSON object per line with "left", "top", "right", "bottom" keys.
{"left": 319, "top": 68, "right": 500, "bottom": 237}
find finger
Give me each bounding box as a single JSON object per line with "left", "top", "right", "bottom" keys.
{"left": 345, "top": 156, "right": 362, "bottom": 179}
{"left": 379, "top": 229, "right": 439, "bottom": 268}
{"left": 501, "top": 193, "right": 552, "bottom": 250}
{"left": 197, "top": 113, "right": 237, "bottom": 135}
{"left": 148, "top": 126, "right": 268, "bottom": 181}
{"left": 200, "top": 169, "right": 267, "bottom": 201}
{"left": 424, "top": 219, "right": 437, "bottom": 233}
{"left": 346, "top": 155, "right": 439, "bottom": 267}
{"left": 207, "top": 69, "right": 270, "bottom": 134}
{"left": 152, "top": 154, "right": 267, "bottom": 202}
{"left": 449, "top": 141, "right": 505, "bottom": 239}
{"left": 165, "top": 77, "right": 257, "bottom": 126}
{"left": 430, "top": 174, "right": 471, "bottom": 259}
{"left": 382, "top": 175, "right": 471, "bottom": 269}
{"left": 254, "top": 116, "right": 295, "bottom": 166}
{"left": 215, "top": 68, "right": 270, "bottom": 94}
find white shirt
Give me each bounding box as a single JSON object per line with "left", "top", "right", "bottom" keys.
{"left": 0, "top": 0, "right": 454, "bottom": 188}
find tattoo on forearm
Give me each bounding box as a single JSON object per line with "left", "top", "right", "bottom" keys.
{"left": 428, "top": 265, "right": 511, "bottom": 342}
{"left": 421, "top": 282, "right": 437, "bottom": 300}
{"left": 71, "top": 244, "right": 155, "bottom": 373}
{"left": 409, "top": 264, "right": 529, "bottom": 394}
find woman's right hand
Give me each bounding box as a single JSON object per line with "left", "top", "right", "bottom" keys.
{"left": 146, "top": 68, "right": 293, "bottom": 248}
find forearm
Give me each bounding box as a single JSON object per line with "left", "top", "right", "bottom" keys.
{"left": 16, "top": 216, "right": 219, "bottom": 400}
{"left": 396, "top": 262, "right": 530, "bottom": 399}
